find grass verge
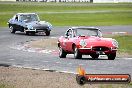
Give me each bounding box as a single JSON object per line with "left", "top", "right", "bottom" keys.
{"left": 0, "top": 2, "right": 132, "bottom": 26}
{"left": 0, "top": 83, "right": 13, "bottom": 88}
{"left": 0, "top": 67, "right": 132, "bottom": 88}
{"left": 112, "top": 35, "right": 132, "bottom": 55}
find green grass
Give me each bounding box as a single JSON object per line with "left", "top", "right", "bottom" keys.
{"left": 39, "top": 12, "right": 132, "bottom": 26}
{"left": 0, "top": 2, "right": 132, "bottom": 26}
{"left": 0, "top": 84, "right": 13, "bottom": 88}
{"left": 0, "top": 2, "right": 132, "bottom": 12}
{"left": 112, "top": 35, "right": 132, "bottom": 54}
{"left": 0, "top": 84, "right": 6, "bottom": 88}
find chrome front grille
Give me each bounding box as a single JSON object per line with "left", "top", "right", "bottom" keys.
{"left": 92, "top": 46, "right": 109, "bottom": 51}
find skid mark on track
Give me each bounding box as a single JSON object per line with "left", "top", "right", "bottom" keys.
{"left": 10, "top": 38, "right": 58, "bottom": 55}
{"left": 10, "top": 44, "right": 55, "bottom": 54}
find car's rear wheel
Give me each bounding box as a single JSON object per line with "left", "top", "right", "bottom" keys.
{"left": 90, "top": 54, "right": 99, "bottom": 59}
{"left": 10, "top": 26, "right": 16, "bottom": 33}
{"left": 59, "top": 46, "right": 67, "bottom": 58}
{"left": 107, "top": 53, "right": 116, "bottom": 60}
{"left": 45, "top": 31, "right": 50, "bottom": 36}
{"left": 74, "top": 46, "right": 82, "bottom": 59}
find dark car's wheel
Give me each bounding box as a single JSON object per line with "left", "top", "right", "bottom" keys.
{"left": 107, "top": 53, "right": 116, "bottom": 60}
{"left": 10, "top": 26, "right": 16, "bottom": 33}
{"left": 74, "top": 46, "right": 82, "bottom": 59}
{"left": 31, "top": 32, "right": 35, "bottom": 36}
{"left": 25, "top": 31, "right": 29, "bottom": 35}
{"left": 45, "top": 31, "right": 50, "bottom": 36}
{"left": 59, "top": 46, "right": 67, "bottom": 58}
{"left": 90, "top": 54, "right": 99, "bottom": 59}
{"left": 76, "top": 75, "right": 86, "bottom": 85}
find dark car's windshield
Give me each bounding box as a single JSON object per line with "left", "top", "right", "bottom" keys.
{"left": 74, "top": 28, "right": 102, "bottom": 37}
{"left": 20, "top": 14, "right": 39, "bottom": 22}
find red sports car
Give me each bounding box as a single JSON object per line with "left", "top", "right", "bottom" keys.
{"left": 58, "top": 27, "right": 118, "bottom": 60}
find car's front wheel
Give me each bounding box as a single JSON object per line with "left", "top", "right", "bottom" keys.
{"left": 45, "top": 31, "right": 50, "bottom": 36}
{"left": 31, "top": 32, "right": 35, "bottom": 36}
{"left": 25, "top": 31, "right": 29, "bottom": 35}
{"left": 59, "top": 46, "right": 67, "bottom": 58}
{"left": 10, "top": 26, "right": 16, "bottom": 33}
{"left": 107, "top": 53, "right": 116, "bottom": 60}
{"left": 74, "top": 46, "right": 82, "bottom": 59}
{"left": 90, "top": 54, "right": 99, "bottom": 59}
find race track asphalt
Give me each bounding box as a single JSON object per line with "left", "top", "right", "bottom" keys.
{"left": 0, "top": 26, "right": 132, "bottom": 75}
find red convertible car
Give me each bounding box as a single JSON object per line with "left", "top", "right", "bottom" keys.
{"left": 58, "top": 27, "right": 118, "bottom": 60}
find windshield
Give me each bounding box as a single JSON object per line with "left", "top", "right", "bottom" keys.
{"left": 20, "top": 14, "right": 39, "bottom": 22}
{"left": 74, "top": 28, "right": 102, "bottom": 37}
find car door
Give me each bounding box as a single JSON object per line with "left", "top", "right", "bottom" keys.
{"left": 13, "top": 15, "right": 21, "bottom": 30}
{"left": 18, "top": 15, "right": 25, "bottom": 32}
{"left": 64, "top": 29, "right": 73, "bottom": 52}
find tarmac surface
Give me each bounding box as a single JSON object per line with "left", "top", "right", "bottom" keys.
{"left": 0, "top": 26, "right": 132, "bottom": 75}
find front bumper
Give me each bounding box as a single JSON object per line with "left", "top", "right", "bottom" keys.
{"left": 25, "top": 29, "right": 51, "bottom": 32}
{"left": 78, "top": 47, "right": 117, "bottom": 55}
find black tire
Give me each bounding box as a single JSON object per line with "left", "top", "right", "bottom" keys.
{"left": 107, "top": 53, "right": 116, "bottom": 60}
{"left": 90, "top": 54, "right": 99, "bottom": 59}
{"left": 31, "top": 32, "right": 35, "bottom": 36}
{"left": 76, "top": 75, "right": 86, "bottom": 85}
{"left": 25, "top": 31, "right": 29, "bottom": 35}
{"left": 74, "top": 46, "right": 82, "bottom": 59}
{"left": 59, "top": 46, "right": 67, "bottom": 58}
{"left": 45, "top": 31, "right": 50, "bottom": 36}
{"left": 10, "top": 26, "right": 16, "bottom": 33}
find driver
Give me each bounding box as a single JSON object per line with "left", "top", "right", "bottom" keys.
{"left": 68, "top": 30, "right": 72, "bottom": 38}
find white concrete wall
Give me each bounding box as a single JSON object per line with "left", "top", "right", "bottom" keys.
{"left": 93, "top": 0, "right": 132, "bottom": 3}
{"left": 93, "top": 0, "right": 117, "bottom": 3}
{"left": 1, "top": 0, "right": 132, "bottom": 2}
{"left": 118, "top": 0, "right": 132, "bottom": 2}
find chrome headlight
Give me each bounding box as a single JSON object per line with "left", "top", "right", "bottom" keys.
{"left": 112, "top": 39, "right": 119, "bottom": 48}
{"left": 30, "top": 27, "right": 34, "bottom": 30}
{"left": 27, "top": 25, "right": 34, "bottom": 30}
{"left": 48, "top": 23, "right": 52, "bottom": 29}
{"left": 79, "top": 40, "right": 87, "bottom": 48}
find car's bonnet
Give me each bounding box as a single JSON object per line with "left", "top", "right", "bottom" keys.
{"left": 78, "top": 36, "right": 113, "bottom": 47}
{"left": 27, "top": 21, "right": 48, "bottom": 27}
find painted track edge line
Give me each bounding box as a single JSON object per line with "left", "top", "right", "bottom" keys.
{"left": 12, "top": 65, "right": 77, "bottom": 74}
